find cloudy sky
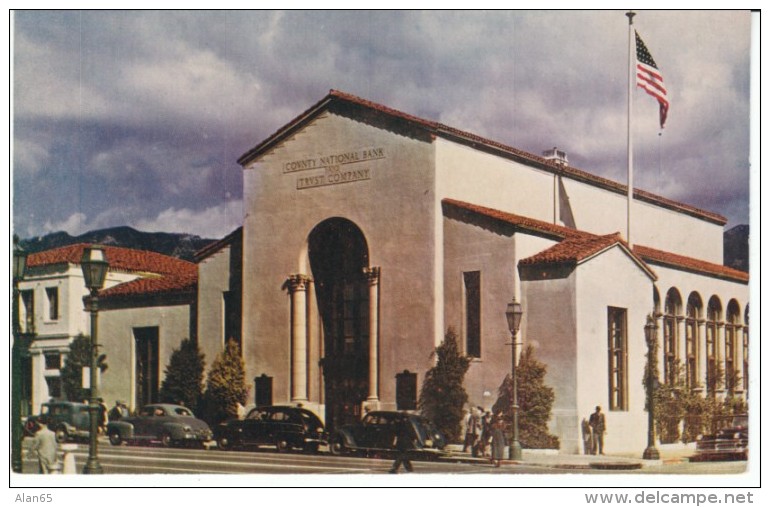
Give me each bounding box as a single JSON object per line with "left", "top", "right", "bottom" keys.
{"left": 12, "top": 10, "right": 754, "bottom": 240}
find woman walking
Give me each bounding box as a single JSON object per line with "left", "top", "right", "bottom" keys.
{"left": 490, "top": 410, "right": 506, "bottom": 467}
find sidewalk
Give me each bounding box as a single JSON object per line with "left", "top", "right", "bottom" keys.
{"left": 440, "top": 443, "right": 695, "bottom": 470}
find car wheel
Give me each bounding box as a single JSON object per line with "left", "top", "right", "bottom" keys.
{"left": 54, "top": 427, "right": 68, "bottom": 443}
{"left": 329, "top": 435, "right": 348, "bottom": 456}
{"left": 160, "top": 432, "right": 174, "bottom": 448}
{"left": 275, "top": 439, "right": 291, "bottom": 453}
{"left": 217, "top": 436, "right": 233, "bottom": 451}
{"left": 108, "top": 431, "right": 123, "bottom": 446}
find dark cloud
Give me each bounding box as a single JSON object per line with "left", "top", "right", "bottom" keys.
{"left": 12, "top": 10, "right": 752, "bottom": 238}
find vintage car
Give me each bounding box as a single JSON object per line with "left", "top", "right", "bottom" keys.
{"left": 695, "top": 414, "right": 748, "bottom": 460}
{"left": 328, "top": 410, "right": 447, "bottom": 459}
{"left": 26, "top": 401, "right": 91, "bottom": 443}
{"left": 106, "top": 403, "right": 212, "bottom": 448}
{"left": 214, "top": 405, "right": 326, "bottom": 453}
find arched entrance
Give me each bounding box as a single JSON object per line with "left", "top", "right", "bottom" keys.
{"left": 308, "top": 218, "right": 370, "bottom": 430}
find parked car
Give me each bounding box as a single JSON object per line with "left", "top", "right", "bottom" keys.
{"left": 328, "top": 411, "right": 446, "bottom": 459}
{"left": 695, "top": 414, "right": 748, "bottom": 460}
{"left": 25, "top": 401, "right": 91, "bottom": 443}
{"left": 106, "top": 403, "right": 212, "bottom": 448}
{"left": 214, "top": 405, "right": 326, "bottom": 453}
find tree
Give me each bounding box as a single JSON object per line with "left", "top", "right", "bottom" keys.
{"left": 159, "top": 338, "right": 206, "bottom": 413}
{"left": 492, "top": 345, "right": 559, "bottom": 449}
{"left": 418, "top": 328, "right": 472, "bottom": 444}
{"left": 203, "top": 339, "right": 249, "bottom": 425}
{"left": 60, "top": 334, "right": 108, "bottom": 402}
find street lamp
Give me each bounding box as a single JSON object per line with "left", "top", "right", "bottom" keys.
{"left": 11, "top": 237, "right": 28, "bottom": 473}
{"left": 505, "top": 296, "right": 524, "bottom": 461}
{"left": 81, "top": 245, "right": 109, "bottom": 474}
{"left": 643, "top": 314, "right": 660, "bottom": 460}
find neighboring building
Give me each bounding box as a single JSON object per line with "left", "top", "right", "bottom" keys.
{"left": 20, "top": 244, "right": 197, "bottom": 414}
{"left": 225, "top": 90, "right": 748, "bottom": 453}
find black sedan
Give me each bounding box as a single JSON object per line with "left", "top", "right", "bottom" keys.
{"left": 328, "top": 411, "right": 446, "bottom": 459}
{"left": 694, "top": 414, "right": 748, "bottom": 460}
{"left": 106, "top": 403, "right": 213, "bottom": 448}
{"left": 214, "top": 406, "right": 326, "bottom": 453}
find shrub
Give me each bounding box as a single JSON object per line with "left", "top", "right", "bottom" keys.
{"left": 60, "top": 334, "right": 107, "bottom": 402}
{"left": 418, "top": 328, "right": 472, "bottom": 444}
{"left": 203, "top": 339, "right": 248, "bottom": 425}
{"left": 493, "top": 345, "right": 560, "bottom": 449}
{"left": 159, "top": 338, "right": 205, "bottom": 413}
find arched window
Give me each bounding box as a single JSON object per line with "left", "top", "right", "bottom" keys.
{"left": 685, "top": 293, "right": 702, "bottom": 389}
{"left": 663, "top": 289, "right": 682, "bottom": 385}
{"left": 706, "top": 297, "right": 722, "bottom": 397}
{"left": 725, "top": 300, "right": 741, "bottom": 395}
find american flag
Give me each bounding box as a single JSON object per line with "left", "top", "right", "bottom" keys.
{"left": 635, "top": 30, "right": 669, "bottom": 129}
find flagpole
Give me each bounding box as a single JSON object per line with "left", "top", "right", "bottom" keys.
{"left": 626, "top": 11, "right": 635, "bottom": 247}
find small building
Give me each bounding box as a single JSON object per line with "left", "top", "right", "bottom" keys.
{"left": 20, "top": 244, "right": 197, "bottom": 414}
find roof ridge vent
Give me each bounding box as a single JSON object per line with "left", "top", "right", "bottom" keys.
{"left": 542, "top": 147, "right": 568, "bottom": 166}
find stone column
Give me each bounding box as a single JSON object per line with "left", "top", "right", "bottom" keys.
{"left": 364, "top": 267, "right": 380, "bottom": 402}
{"left": 696, "top": 319, "right": 707, "bottom": 393}
{"left": 288, "top": 274, "right": 310, "bottom": 402}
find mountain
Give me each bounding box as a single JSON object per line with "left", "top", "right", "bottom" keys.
{"left": 723, "top": 224, "right": 749, "bottom": 272}
{"left": 19, "top": 226, "right": 218, "bottom": 262}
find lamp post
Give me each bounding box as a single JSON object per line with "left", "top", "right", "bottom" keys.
{"left": 643, "top": 314, "right": 661, "bottom": 460}
{"left": 11, "top": 237, "right": 28, "bottom": 473}
{"left": 505, "top": 296, "right": 524, "bottom": 461}
{"left": 81, "top": 245, "right": 109, "bottom": 474}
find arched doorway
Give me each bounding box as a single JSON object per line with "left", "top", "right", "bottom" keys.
{"left": 308, "top": 218, "right": 370, "bottom": 430}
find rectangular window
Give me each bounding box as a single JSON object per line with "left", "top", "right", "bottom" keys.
{"left": 21, "top": 289, "right": 35, "bottom": 333}
{"left": 46, "top": 287, "right": 59, "bottom": 320}
{"left": 463, "top": 271, "right": 481, "bottom": 358}
{"left": 134, "top": 327, "right": 160, "bottom": 407}
{"left": 607, "top": 307, "right": 628, "bottom": 411}
{"left": 44, "top": 352, "right": 61, "bottom": 370}
{"left": 706, "top": 321, "right": 717, "bottom": 396}
{"left": 663, "top": 316, "right": 677, "bottom": 385}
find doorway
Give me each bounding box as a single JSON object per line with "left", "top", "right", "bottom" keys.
{"left": 308, "top": 218, "right": 370, "bottom": 430}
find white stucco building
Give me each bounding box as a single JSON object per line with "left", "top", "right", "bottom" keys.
{"left": 20, "top": 245, "right": 197, "bottom": 414}
{"left": 202, "top": 90, "right": 748, "bottom": 454}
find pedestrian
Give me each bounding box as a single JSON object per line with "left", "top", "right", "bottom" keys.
{"left": 108, "top": 400, "right": 124, "bottom": 422}
{"left": 29, "top": 417, "right": 59, "bottom": 474}
{"left": 98, "top": 398, "right": 108, "bottom": 434}
{"left": 478, "top": 411, "right": 492, "bottom": 457}
{"left": 490, "top": 410, "right": 506, "bottom": 467}
{"left": 470, "top": 406, "right": 484, "bottom": 457}
{"left": 581, "top": 418, "right": 592, "bottom": 455}
{"left": 589, "top": 406, "right": 606, "bottom": 455}
{"left": 388, "top": 417, "right": 416, "bottom": 474}
{"left": 462, "top": 407, "right": 476, "bottom": 452}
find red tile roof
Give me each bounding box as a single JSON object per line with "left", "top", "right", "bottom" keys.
{"left": 240, "top": 90, "right": 726, "bottom": 225}
{"left": 27, "top": 243, "right": 198, "bottom": 299}
{"left": 27, "top": 243, "right": 196, "bottom": 276}
{"left": 442, "top": 198, "right": 586, "bottom": 241}
{"left": 633, "top": 245, "right": 749, "bottom": 283}
{"left": 519, "top": 233, "right": 622, "bottom": 265}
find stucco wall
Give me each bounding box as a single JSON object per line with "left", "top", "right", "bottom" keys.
{"left": 575, "top": 247, "right": 654, "bottom": 455}
{"left": 242, "top": 112, "right": 438, "bottom": 409}
{"left": 99, "top": 304, "right": 192, "bottom": 412}
{"left": 435, "top": 138, "right": 724, "bottom": 263}
{"left": 442, "top": 212, "right": 518, "bottom": 412}
{"left": 197, "top": 245, "right": 231, "bottom": 366}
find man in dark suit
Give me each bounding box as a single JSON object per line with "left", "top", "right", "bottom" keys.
{"left": 589, "top": 406, "right": 606, "bottom": 455}
{"left": 389, "top": 417, "right": 416, "bottom": 473}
